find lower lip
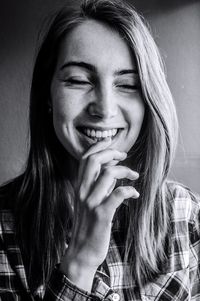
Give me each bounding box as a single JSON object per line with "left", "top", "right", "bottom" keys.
{"left": 77, "top": 128, "right": 122, "bottom": 146}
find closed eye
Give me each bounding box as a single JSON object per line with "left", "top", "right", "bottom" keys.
{"left": 64, "top": 79, "right": 91, "bottom": 85}
{"left": 117, "top": 84, "right": 140, "bottom": 91}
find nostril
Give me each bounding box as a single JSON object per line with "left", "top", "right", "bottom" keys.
{"left": 87, "top": 102, "right": 118, "bottom": 119}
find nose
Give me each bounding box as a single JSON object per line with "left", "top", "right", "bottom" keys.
{"left": 87, "top": 85, "right": 118, "bottom": 119}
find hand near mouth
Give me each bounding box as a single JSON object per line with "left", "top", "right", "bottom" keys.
{"left": 60, "top": 139, "right": 139, "bottom": 292}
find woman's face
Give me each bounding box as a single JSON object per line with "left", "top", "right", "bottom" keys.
{"left": 51, "top": 20, "right": 145, "bottom": 160}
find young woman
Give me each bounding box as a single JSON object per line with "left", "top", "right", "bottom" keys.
{"left": 0, "top": 0, "right": 199, "bottom": 300}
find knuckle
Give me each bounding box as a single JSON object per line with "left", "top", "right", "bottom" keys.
{"left": 88, "top": 153, "right": 101, "bottom": 166}
{"left": 103, "top": 166, "right": 113, "bottom": 177}
{"left": 78, "top": 187, "right": 85, "bottom": 202}
{"left": 93, "top": 206, "right": 103, "bottom": 220}
{"left": 112, "top": 186, "right": 134, "bottom": 199}
{"left": 93, "top": 206, "right": 112, "bottom": 224}
{"left": 85, "top": 196, "right": 95, "bottom": 210}
{"left": 113, "top": 187, "right": 125, "bottom": 198}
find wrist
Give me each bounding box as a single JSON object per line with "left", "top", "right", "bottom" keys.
{"left": 59, "top": 253, "right": 97, "bottom": 292}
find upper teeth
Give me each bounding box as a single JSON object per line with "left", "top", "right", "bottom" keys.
{"left": 83, "top": 128, "right": 118, "bottom": 138}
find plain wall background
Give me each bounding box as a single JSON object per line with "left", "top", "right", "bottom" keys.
{"left": 0, "top": 0, "right": 200, "bottom": 193}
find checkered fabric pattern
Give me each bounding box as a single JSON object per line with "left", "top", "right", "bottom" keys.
{"left": 0, "top": 183, "right": 200, "bottom": 300}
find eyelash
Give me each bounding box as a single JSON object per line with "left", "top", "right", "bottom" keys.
{"left": 64, "top": 79, "right": 139, "bottom": 91}
{"left": 117, "top": 84, "right": 139, "bottom": 91}
{"left": 64, "top": 79, "right": 90, "bottom": 85}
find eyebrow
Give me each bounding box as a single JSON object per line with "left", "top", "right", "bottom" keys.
{"left": 60, "top": 61, "right": 138, "bottom": 75}
{"left": 114, "top": 69, "right": 138, "bottom": 76}
{"left": 60, "top": 61, "right": 96, "bottom": 72}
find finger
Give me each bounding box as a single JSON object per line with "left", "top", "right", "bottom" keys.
{"left": 84, "top": 150, "right": 127, "bottom": 181}
{"left": 87, "top": 166, "right": 139, "bottom": 207}
{"left": 102, "top": 186, "right": 139, "bottom": 218}
{"left": 78, "top": 150, "right": 127, "bottom": 200}
{"left": 104, "top": 159, "right": 121, "bottom": 166}
{"left": 105, "top": 179, "right": 117, "bottom": 197}
{"left": 82, "top": 137, "right": 112, "bottom": 159}
{"left": 78, "top": 138, "right": 113, "bottom": 188}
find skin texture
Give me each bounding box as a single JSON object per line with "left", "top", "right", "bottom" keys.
{"left": 51, "top": 19, "right": 145, "bottom": 159}
{"left": 50, "top": 20, "right": 145, "bottom": 292}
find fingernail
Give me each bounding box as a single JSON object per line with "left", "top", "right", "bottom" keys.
{"left": 132, "top": 190, "right": 140, "bottom": 198}
{"left": 130, "top": 171, "right": 139, "bottom": 179}
{"left": 121, "top": 152, "right": 127, "bottom": 157}
{"left": 135, "top": 172, "right": 139, "bottom": 179}
{"left": 136, "top": 191, "right": 140, "bottom": 197}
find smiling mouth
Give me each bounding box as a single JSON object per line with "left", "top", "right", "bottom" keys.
{"left": 77, "top": 127, "right": 122, "bottom": 142}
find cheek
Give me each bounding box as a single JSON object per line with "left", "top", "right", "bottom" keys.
{"left": 51, "top": 83, "right": 85, "bottom": 126}
{"left": 129, "top": 99, "right": 145, "bottom": 130}
{"left": 52, "top": 89, "right": 82, "bottom": 128}
{"left": 137, "top": 103, "right": 145, "bottom": 128}
{"left": 53, "top": 99, "right": 74, "bottom": 125}
{"left": 52, "top": 99, "right": 78, "bottom": 150}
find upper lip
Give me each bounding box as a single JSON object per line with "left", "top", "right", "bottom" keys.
{"left": 77, "top": 125, "right": 125, "bottom": 131}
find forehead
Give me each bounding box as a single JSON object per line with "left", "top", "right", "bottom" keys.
{"left": 56, "top": 19, "right": 137, "bottom": 72}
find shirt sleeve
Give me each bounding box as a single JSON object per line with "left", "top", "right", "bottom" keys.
{"left": 44, "top": 267, "right": 115, "bottom": 301}
{"left": 189, "top": 193, "right": 200, "bottom": 298}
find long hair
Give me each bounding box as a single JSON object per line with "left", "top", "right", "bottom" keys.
{"left": 14, "top": 0, "right": 178, "bottom": 289}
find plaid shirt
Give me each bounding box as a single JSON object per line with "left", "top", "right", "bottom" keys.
{"left": 0, "top": 183, "right": 200, "bottom": 301}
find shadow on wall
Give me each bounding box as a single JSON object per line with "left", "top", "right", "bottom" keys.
{"left": 129, "top": 0, "right": 200, "bottom": 13}
{"left": 0, "top": 0, "right": 199, "bottom": 193}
